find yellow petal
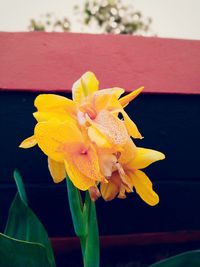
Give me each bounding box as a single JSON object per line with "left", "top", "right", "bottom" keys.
{"left": 119, "top": 87, "right": 144, "bottom": 108}
{"left": 131, "top": 170, "right": 159, "bottom": 206}
{"left": 64, "top": 160, "right": 95, "bottom": 191}
{"left": 34, "top": 94, "right": 76, "bottom": 114}
{"left": 95, "top": 87, "right": 124, "bottom": 99}
{"left": 72, "top": 71, "right": 99, "bottom": 103}
{"left": 94, "top": 91, "right": 122, "bottom": 113}
{"left": 121, "top": 110, "right": 143, "bottom": 139}
{"left": 33, "top": 111, "right": 76, "bottom": 123}
{"left": 128, "top": 147, "right": 165, "bottom": 169}
{"left": 101, "top": 172, "right": 121, "bottom": 201}
{"left": 48, "top": 157, "right": 66, "bottom": 183}
{"left": 88, "top": 125, "right": 112, "bottom": 149}
{"left": 118, "top": 138, "right": 137, "bottom": 165}
{"left": 19, "top": 135, "right": 37, "bottom": 149}
{"left": 34, "top": 119, "right": 83, "bottom": 162}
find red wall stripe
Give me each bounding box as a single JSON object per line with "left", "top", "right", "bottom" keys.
{"left": 0, "top": 32, "right": 200, "bottom": 94}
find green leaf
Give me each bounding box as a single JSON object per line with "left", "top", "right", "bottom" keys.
{"left": 13, "top": 169, "right": 28, "bottom": 204}
{"left": 0, "top": 233, "right": 52, "bottom": 267}
{"left": 4, "top": 171, "right": 56, "bottom": 267}
{"left": 149, "top": 250, "right": 200, "bottom": 267}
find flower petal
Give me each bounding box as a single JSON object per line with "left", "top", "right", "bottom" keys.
{"left": 131, "top": 170, "right": 159, "bottom": 206}
{"left": 89, "top": 110, "right": 129, "bottom": 146}
{"left": 64, "top": 160, "right": 95, "bottom": 191}
{"left": 101, "top": 172, "right": 121, "bottom": 201}
{"left": 121, "top": 110, "right": 143, "bottom": 139}
{"left": 34, "top": 119, "right": 83, "bottom": 162}
{"left": 19, "top": 135, "right": 37, "bottom": 148}
{"left": 94, "top": 91, "right": 122, "bottom": 113}
{"left": 119, "top": 87, "right": 144, "bottom": 108}
{"left": 118, "top": 138, "right": 137, "bottom": 165}
{"left": 48, "top": 157, "right": 66, "bottom": 183}
{"left": 94, "top": 87, "right": 124, "bottom": 99}
{"left": 34, "top": 94, "right": 76, "bottom": 114}
{"left": 72, "top": 71, "right": 99, "bottom": 103}
{"left": 63, "top": 143, "right": 104, "bottom": 182}
{"left": 127, "top": 147, "right": 165, "bottom": 169}
{"left": 88, "top": 125, "right": 112, "bottom": 148}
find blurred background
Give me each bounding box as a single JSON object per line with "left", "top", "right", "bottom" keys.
{"left": 0, "top": 0, "right": 200, "bottom": 40}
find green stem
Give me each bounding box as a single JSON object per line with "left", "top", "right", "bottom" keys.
{"left": 66, "top": 177, "right": 100, "bottom": 267}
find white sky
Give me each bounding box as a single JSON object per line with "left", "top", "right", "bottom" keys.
{"left": 0, "top": 0, "right": 200, "bottom": 40}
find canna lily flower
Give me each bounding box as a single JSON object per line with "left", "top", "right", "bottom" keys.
{"left": 20, "top": 71, "right": 143, "bottom": 151}
{"left": 100, "top": 138, "right": 165, "bottom": 206}
{"left": 19, "top": 71, "right": 165, "bottom": 206}
{"left": 19, "top": 71, "right": 145, "bottom": 188}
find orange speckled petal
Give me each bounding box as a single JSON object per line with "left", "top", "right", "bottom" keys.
{"left": 131, "top": 170, "right": 159, "bottom": 206}
{"left": 90, "top": 110, "right": 129, "bottom": 146}
{"left": 48, "top": 157, "right": 66, "bottom": 183}
{"left": 19, "top": 135, "right": 37, "bottom": 149}
{"left": 63, "top": 143, "right": 104, "bottom": 182}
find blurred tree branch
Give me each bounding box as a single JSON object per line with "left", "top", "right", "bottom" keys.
{"left": 28, "top": 0, "right": 152, "bottom": 35}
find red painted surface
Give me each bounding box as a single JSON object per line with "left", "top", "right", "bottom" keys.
{"left": 0, "top": 32, "right": 200, "bottom": 94}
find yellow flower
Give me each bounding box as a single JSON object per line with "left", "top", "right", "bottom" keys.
{"left": 19, "top": 71, "right": 164, "bottom": 206}
{"left": 20, "top": 71, "right": 143, "bottom": 150}
{"left": 100, "top": 138, "right": 165, "bottom": 206}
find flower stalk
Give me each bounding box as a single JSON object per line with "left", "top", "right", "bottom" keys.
{"left": 67, "top": 177, "right": 99, "bottom": 267}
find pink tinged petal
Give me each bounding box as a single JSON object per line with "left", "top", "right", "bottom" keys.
{"left": 19, "top": 135, "right": 37, "bottom": 149}
{"left": 119, "top": 86, "right": 144, "bottom": 108}
{"left": 90, "top": 110, "right": 129, "bottom": 146}
{"left": 98, "top": 153, "right": 117, "bottom": 177}
{"left": 89, "top": 186, "right": 101, "bottom": 202}
{"left": 129, "top": 147, "right": 165, "bottom": 170}
{"left": 63, "top": 143, "right": 105, "bottom": 183}
{"left": 131, "top": 170, "right": 159, "bottom": 206}
{"left": 48, "top": 157, "right": 66, "bottom": 183}
{"left": 72, "top": 71, "right": 99, "bottom": 103}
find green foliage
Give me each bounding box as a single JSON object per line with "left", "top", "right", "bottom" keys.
{"left": 1, "top": 170, "right": 56, "bottom": 267}
{"left": 0, "top": 233, "right": 52, "bottom": 267}
{"left": 28, "top": 13, "right": 70, "bottom": 32}
{"left": 149, "top": 250, "right": 200, "bottom": 267}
